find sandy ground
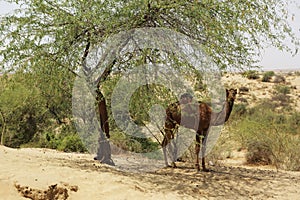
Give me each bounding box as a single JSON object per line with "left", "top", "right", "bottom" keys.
{"left": 1, "top": 145, "right": 300, "bottom": 200}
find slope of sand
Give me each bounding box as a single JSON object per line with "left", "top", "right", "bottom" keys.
{"left": 1, "top": 145, "right": 300, "bottom": 200}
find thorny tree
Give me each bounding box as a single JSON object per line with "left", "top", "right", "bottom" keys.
{"left": 0, "top": 0, "right": 299, "bottom": 164}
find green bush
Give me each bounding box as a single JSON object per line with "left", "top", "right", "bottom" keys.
{"left": 110, "top": 129, "right": 159, "bottom": 153}
{"left": 242, "top": 70, "right": 259, "bottom": 80}
{"left": 0, "top": 72, "right": 73, "bottom": 149}
{"left": 262, "top": 71, "right": 275, "bottom": 82}
{"left": 274, "top": 85, "right": 290, "bottom": 95}
{"left": 58, "top": 134, "right": 87, "bottom": 153}
{"left": 232, "top": 104, "right": 247, "bottom": 118}
{"left": 271, "top": 94, "right": 292, "bottom": 108}
{"left": 229, "top": 102, "right": 300, "bottom": 171}
{"left": 289, "top": 112, "right": 300, "bottom": 134}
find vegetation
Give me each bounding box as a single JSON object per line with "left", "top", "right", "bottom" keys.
{"left": 242, "top": 70, "right": 260, "bottom": 80}
{"left": 295, "top": 71, "right": 300, "bottom": 76}
{"left": 110, "top": 129, "right": 160, "bottom": 154}
{"left": 239, "top": 86, "right": 250, "bottom": 93}
{"left": 228, "top": 101, "right": 300, "bottom": 171}
{"left": 273, "top": 75, "right": 286, "bottom": 83}
{"left": 262, "top": 71, "right": 275, "bottom": 82}
{"left": 0, "top": 0, "right": 299, "bottom": 163}
{"left": 274, "top": 85, "right": 291, "bottom": 95}
{"left": 0, "top": 73, "right": 86, "bottom": 152}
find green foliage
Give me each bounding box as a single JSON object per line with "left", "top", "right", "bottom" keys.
{"left": 0, "top": 72, "right": 76, "bottom": 150}
{"left": 20, "top": 125, "right": 88, "bottom": 153}
{"left": 289, "top": 112, "right": 300, "bottom": 133}
{"left": 229, "top": 102, "right": 300, "bottom": 171}
{"left": 262, "top": 71, "right": 275, "bottom": 82}
{"left": 110, "top": 129, "right": 159, "bottom": 154}
{"left": 0, "top": 73, "right": 46, "bottom": 147}
{"left": 0, "top": 0, "right": 298, "bottom": 73}
{"left": 242, "top": 70, "right": 259, "bottom": 80}
{"left": 232, "top": 103, "right": 247, "bottom": 117}
{"left": 129, "top": 84, "right": 174, "bottom": 124}
{"left": 58, "top": 134, "right": 87, "bottom": 153}
{"left": 0, "top": 0, "right": 299, "bottom": 155}
{"left": 274, "top": 85, "right": 290, "bottom": 95}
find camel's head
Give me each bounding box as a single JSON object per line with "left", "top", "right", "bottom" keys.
{"left": 226, "top": 88, "right": 237, "bottom": 101}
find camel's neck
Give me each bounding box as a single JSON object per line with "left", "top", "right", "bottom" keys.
{"left": 211, "top": 98, "right": 234, "bottom": 126}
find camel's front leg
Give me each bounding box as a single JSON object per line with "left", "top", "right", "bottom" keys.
{"left": 163, "top": 120, "right": 177, "bottom": 167}
{"left": 162, "top": 127, "right": 173, "bottom": 167}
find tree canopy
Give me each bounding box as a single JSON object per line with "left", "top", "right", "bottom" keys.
{"left": 0, "top": 0, "right": 298, "bottom": 73}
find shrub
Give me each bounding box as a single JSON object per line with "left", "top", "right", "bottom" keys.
{"left": 239, "top": 86, "right": 249, "bottom": 93}
{"left": 228, "top": 103, "right": 300, "bottom": 171}
{"left": 232, "top": 104, "right": 247, "bottom": 117}
{"left": 273, "top": 75, "right": 286, "bottom": 83}
{"left": 110, "top": 129, "right": 159, "bottom": 154}
{"left": 242, "top": 70, "right": 259, "bottom": 80}
{"left": 246, "top": 140, "right": 272, "bottom": 165}
{"left": 274, "top": 85, "right": 290, "bottom": 95}
{"left": 58, "top": 134, "right": 87, "bottom": 153}
{"left": 262, "top": 71, "right": 275, "bottom": 82}
{"left": 237, "top": 97, "right": 248, "bottom": 104}
{"left": 289, "top": 112, "right": 300, "bottom": 134}
{"left": 44, "top": 132, "right": 60, "bottom": 149}
{"left": 271, "top": 94, "right": 291, "bottom": 107}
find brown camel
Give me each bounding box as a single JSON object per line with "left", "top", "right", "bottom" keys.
{"left": 162, "top": 88, "right": 237, "bottom": 171}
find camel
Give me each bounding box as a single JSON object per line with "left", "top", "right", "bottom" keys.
{"left": 162, "top": 88, "right": 237, "bottom": 171}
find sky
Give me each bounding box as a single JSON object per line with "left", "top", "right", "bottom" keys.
{"left": 0, "top": 0, "right": 300, "bottom": 70}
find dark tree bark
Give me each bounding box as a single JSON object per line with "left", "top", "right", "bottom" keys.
{"left": 94, "top": 89, "right": 115, "bottom": 166}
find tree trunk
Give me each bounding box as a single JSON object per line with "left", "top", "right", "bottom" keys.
{"left": 0, "top": 110, "right": 5, "bottom": 146}
{"left": 94, "top": 89, "right": 115, "bottom": 166}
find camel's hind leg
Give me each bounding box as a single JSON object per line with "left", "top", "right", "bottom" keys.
{"left": 162, "top": 122, "right": 177, "bottom": 167}
{"left": 162, "top": 136, "right": 170, "bottom": 167}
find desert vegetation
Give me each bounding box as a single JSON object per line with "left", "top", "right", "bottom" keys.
{"left": 262, "top": 71, "right": 275, "bottom": 82}
{"left": 1, "top": 70, "right": 300, "bottom": 172}
{"left": 0, "top": 0, "right": 299, "bottom": 172}
{"left": 1, "top": 1, "right": 300, "bottom": 199}
{"left": 213, "top": 70, "right": 300, "bottom": 171}
{"left": 229, "top": 101, "right": 300, "bottom": 171}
